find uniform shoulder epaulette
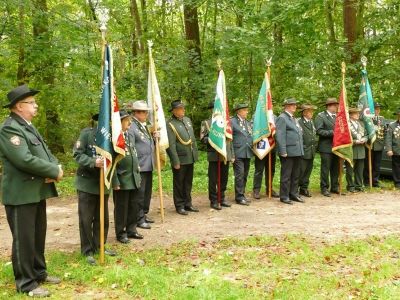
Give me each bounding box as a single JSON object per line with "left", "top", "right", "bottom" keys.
{"left": 3, "top": 117, "right": 14, "bottom": 126}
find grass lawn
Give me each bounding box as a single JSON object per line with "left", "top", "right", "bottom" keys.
{"left": 1, "top": 235, "right": 400, "bottom": 299}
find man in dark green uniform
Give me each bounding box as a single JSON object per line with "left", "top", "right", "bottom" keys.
{"left": 200, "top": 101, "right": 233, "bottom": 210}
{"left": 73, "top": 114, "right": 116, "bottom": 265}
{"left": 166, "top": 100, "right": 199, "bottom": 215}
{"left": 364, "top": 102, "right": 386, "bottom": 187}
{"left": 275, "top": 98, "right": 304, "bottom": 204}
{"left": 385, "top": 108, "right": 400, "bottom": 189}
{"left": 297, "top": 104, "right": 318, "bottom": 197}
{"left": 0, "top": 85, "right": 63, "bottom": 297}
{"left": 346, "top": 107, "right": 368, "bottom": 192}
{"left": 112, "top": 110, "right": 142, "bottom": 244}
{"left": 315, "top": 98, "right": 340, "bottom": 197}
{"left": 231, "top": 103, "right": 253, "bottom": 205}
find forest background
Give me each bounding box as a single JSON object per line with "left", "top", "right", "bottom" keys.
{"left": 0, "top": 0, "right": 399, "bottom": 157}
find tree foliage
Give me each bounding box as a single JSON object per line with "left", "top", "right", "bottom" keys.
{"left": 0, "top": 0, "right": 399, "bottom": 154}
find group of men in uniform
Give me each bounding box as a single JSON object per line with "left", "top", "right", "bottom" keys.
{"left": 1, "top": 84, "right": 400, "bottom": 297}
{"left": 200, "top": 97, "right": 400, "bottom": 207}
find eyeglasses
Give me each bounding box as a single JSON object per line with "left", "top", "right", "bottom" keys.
{"left": 20, "top": 101, "right": 37, "bottom": 105}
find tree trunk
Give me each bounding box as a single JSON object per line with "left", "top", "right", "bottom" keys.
{"left": 17, "top": 3, "right": 26, "bottom": 84}
{"left": 32, "top": 0, "right": 64, "bottom": 153}
{"left": 325, "top": 0, "right": 336, "bottom": 44}
{"left": 343, "top": 0, "right": 358, "bottom": 63}
{"left": 183, "top": 1, "right": 202, "bottom": 102}
{"left": 141, "top": 0, "right": 147, "bottom": 34}
{"left": 130, "top": 0, "right": 144, "bottom": 54}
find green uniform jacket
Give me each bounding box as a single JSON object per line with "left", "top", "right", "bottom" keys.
{"left": 112, "top": 132, "right": 141, "bottom": 190}
{"left": 73, "top": 126, "right": 109, "bottom": 195}
{"left": 350, "top": 120, "right": 367, "bottom": 159}
{"left": 315, "top": 111, "right": 335, "bottom": 153}
{"left": 298, "top": 117, "right": 318, "bottom": 160}
{"left": 230, "top": 115, "right": 253, "bottom": 159}
{"left": 372, "top": 116, "right": 386, "bottom": 151}
{"left": 166, "top": 115, "right": 198, "bottom": 166}
{"left": 200, "top": 119, "right": 234, "bottom": 162}
{"left": 275, "top": 111, "right": 304, "bottom": 157}
{"left": 385, "top": 120, "right": 400, "bottom": 155}
{"left": 0, "top": 113, "right": 59, "bottom": 205}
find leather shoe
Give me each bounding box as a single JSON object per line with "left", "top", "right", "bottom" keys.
{"left": 145, "top": 216, "right": 155, "bottom": 223}
{"left": 128, "top": 232, "right": 144, "bottom": 239}
{"left": 176, "top": 208, "right": 188, "bottom": 215}
{"left": 290, "top": 195, "right": 305, "bottom": 203}
{"left": 322, "top": 190, "right": 331, "bottom": 197}
{"left": 117, "top": 237, "right": 131, "bottom": 244}
{"left": 299, "top": 189, "right": 312, "bottom": 197}
{"left": 253, "top": 191, "right": 260, "bottom": 199}
{"left": 104, "top": 249, "right": 117, "bottom": 256}
{"left": 137, "top": 222, "right": 151, "bottom": 229}
{"left": 221, "top": 201, "right": 231, "bottom": 207}
{"left": 280, "top": 198, "right": 293, "bottom": 205}
{"left": 210, "top": 203, "right": 222, "bottom": 210}
{"left": 86, "top": 255, "right": 96, "bottom": 265}
{"left": 185, "top": 206, "right": 199, "bottom": 212}
{"left": 330, "top": 189, "right": 346, "bottom": 195}
{"left": 41, "top": 276, "right": 61, "bottom": 284}
{"left": 271, "top": 190, "right": 280, "bottom": 198}
{"left": 28, "top": 287, "right": 50, "bottom": 297}
{"left": 236, "top": 199, "right": 249, "bottom": 206}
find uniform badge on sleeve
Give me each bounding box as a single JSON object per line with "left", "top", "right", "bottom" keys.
{"left": 10, "top": 136, "right": 21, "bottom": 146}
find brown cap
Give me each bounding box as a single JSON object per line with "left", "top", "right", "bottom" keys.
{"left": 348, "top": 107, "right": 361, "bottom": 114}
{"left": 299, "top": 103, "right": 317, "bottom": 112}
{"left": 325, "top": 98, "right": 339, "bottom": 106}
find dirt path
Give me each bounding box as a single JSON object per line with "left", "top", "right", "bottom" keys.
{"left": 1, "top": 190, "right": 399, "bottom": 256}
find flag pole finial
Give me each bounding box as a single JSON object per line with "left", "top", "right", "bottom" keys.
{"left": 341, "top": 62, "right": 346, "bottom": 74}
{"left": 217, "top": 59, "right": 222, "bottom": 70}
{"left": 97, "top": 7, "right": 109, "bottom": 41}
{"left": 148, "top": 40, "right": 153, "bottom": 50}
{"left": 361, "top": 56, "right": 367, "bottom": 70}
{"left": 265, "top": 57, "right": 272, "bottom": 67}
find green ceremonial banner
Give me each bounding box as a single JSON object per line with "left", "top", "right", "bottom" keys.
{"left": 208, "top": 70, "right": 228, "bottom": 162}
{"left": 358, "top": 69, "right": 376, "bottom": 148}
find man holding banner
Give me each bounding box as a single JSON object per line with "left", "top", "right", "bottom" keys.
{"left": 252, "top": 71, "right": 278, "bottom": 199}
{"left": 315, "top": 98, "right": 340, "bottom": 197}
{"left": 200, "top": 101, "right": 233, "bottom": 210}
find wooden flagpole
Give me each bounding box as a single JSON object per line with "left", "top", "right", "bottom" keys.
{"left": 361, "top": 56, "right": 373, "bottom": 189}
{"left": 337, "top": 62, "right": 346, "bottom": 197}
{"left": 148, "top": 41, "right": 165, "bottom": 223}
{"left": 267, "top": 59, "right": 272, "bottom": 199}
{"left": 98, "top": 7, "right": 109, "bottom": 265}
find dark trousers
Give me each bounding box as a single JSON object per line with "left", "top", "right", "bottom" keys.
{"left": 320, "top": 152, "right": 339, "bottom": 192}
{"left": 253, "top": 151, "right": 276, "bottom": 193}
{"left": 113, "top": 189, "right": 139, "bottom": 239}
{"left": 392, "top": 155, "right": 400, "bottom": 187}
{"left": 279, "top": 156, "right": 301, "bottom": 200}
{"left": 137, "top": 171, "right": 153, "bottom": 224}
{"left": 208, "top": 160, "right": 230, "bottom": 204}
{"left": 364, "top": 150, "right": 383, "bottom": 185}
{"left": 5, "top": 200, "right": 47, "bottom": 292}
{"left": 172, "top": 163, "right": 194, "bottom": 209}
{"left": 233, "top": 158, "right": 250, "bottom": 201}
{"left": 77, "top": 191, "right": 109, "bottom": 256}
{"left": 345, "top": 159, "right": 364, "bottom": 190}
{"left": 299, "top": 157, "right": 314, "bottom": 191}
